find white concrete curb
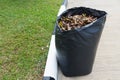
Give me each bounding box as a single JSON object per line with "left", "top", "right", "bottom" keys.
{"left": 42, "top": 0, "right": 68, "bottom": 80}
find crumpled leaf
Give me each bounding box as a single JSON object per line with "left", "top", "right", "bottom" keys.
{"left": 58, "top": 13, "right": 97, "bottom": 31}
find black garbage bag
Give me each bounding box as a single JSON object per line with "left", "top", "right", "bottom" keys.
{"left": 55, "top": 7, "right": 107, "bottom": 77}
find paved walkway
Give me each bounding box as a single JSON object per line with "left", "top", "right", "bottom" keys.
{"left": 58, "top": 0, "right": 120, "bottom": 80}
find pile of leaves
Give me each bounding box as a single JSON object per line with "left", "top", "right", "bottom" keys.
{"left": 58, "top": 13, "right": 97, "bottom": 31}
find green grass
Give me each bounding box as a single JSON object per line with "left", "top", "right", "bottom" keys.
{"left": 0, "top": 0, "right": 62, "bottom": 80}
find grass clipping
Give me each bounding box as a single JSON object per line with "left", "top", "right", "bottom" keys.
{"left": 58, "top": 13, "right": 97, "bottom": 31}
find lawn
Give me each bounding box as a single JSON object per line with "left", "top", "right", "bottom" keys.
{"left": 0, "top": 0, "right": 62, "bottom": 80}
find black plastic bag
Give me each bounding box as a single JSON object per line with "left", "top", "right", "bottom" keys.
{"left": 55, "top": 7, "right": 107, "bottom": 77}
